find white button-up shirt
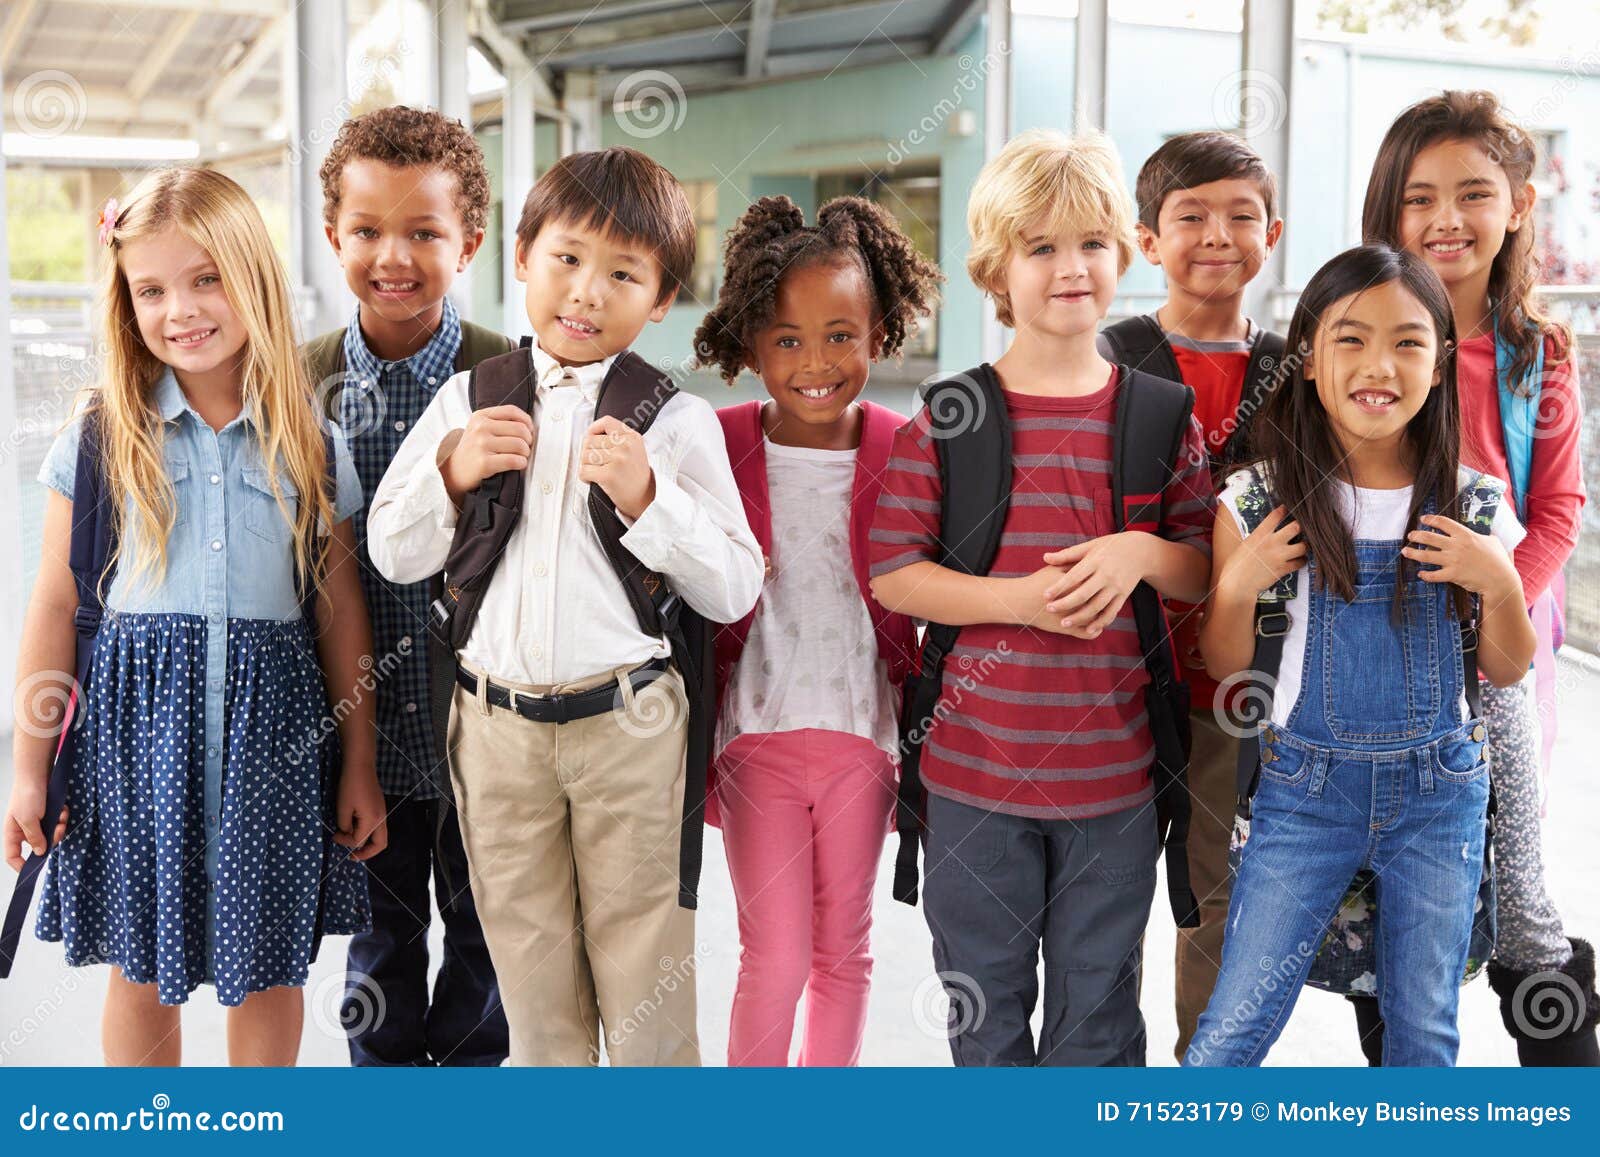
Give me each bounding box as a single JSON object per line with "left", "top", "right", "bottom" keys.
{"left": 366, "top": 341, "right": 762, "bottom": 685}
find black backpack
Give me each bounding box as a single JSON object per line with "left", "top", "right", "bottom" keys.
{"left": 1, "top": 413, "right": 338, "bottom": 979}
{"left": 427, "top": 339, "right": 713, "bottom": 911}
{"left": 1100, "top": 314, "right": 1286, "bottom": 473}
{"left": 892, "top": 364, "right": 1202, "bottom": 929}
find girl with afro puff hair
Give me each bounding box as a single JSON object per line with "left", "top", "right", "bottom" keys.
{"left": 695, "top": 195, "right": 940, "bottom": 1065}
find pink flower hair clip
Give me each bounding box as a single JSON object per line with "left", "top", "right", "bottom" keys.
{"left": 96, "top": 198, "right": 121, "bottom": 247}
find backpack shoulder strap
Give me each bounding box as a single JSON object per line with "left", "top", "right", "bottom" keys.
{"left": 1454, "top": 471, "right": 1506, "bottom": 720}
{"left": 295, "top": 430, "right": 339, "bottom": 630}
{"left": 1494, "top": 327, "right": 1546, "bottom": 518}
{"left": 1111, "top": 369, "right": 1201, "bottom": 928}
{"left": 1226, "top": 462, "right": 1297, "bottom": 814}
{"left": 463, "top": 347, "right": 537, "bottom": 533}
{"left": 303, "top": 330, "right": 349, "bottom": 424}
{"left": 1230, "top": 463, "right": 1298, "bottom": 605}
{"left": 893, "top": 364, "right": 1010, "bottom": 906}
{"left": 1457, "top": 471, "right": 1506, "bottom": 536}
{"left": 1100, "top": 314, "right": 1184, "bottom": 384}
{"left": 588, "top": 351, "right": 681, "bottom": 639}
{"left": 925, "top": 364, "right": 1011, "bottom": 576}
{"left": 1, "top": 409, "right": 117, "bottom": 978}
{"left": 456, "top": 321, "right": 517, "bottom": 372}
{"left": 1111, "top": 368, "right": 1193, "bottom": 533}
{"left": 303, "top": 329, "right": 347, "bottom": 383}
{"left": 587, "top": 351, "right": 714, "bottom": 911}
{"left": 1219, "top": 326, "right": 1287, "bottom": 469}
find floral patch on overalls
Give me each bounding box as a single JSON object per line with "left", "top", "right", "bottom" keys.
{"left": 1226, "top": 466, "right": 1503, "bottom": 993}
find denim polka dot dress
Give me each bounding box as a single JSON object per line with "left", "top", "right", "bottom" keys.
{"left": 32, "top": 371, "right": 371, "bottom": 1006}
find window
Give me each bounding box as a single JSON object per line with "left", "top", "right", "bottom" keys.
{"left": 815, "top": 167, "right": 941, "bottom": 358}
{"left": 680, "top": 179, "right": 720, "bottom": 307}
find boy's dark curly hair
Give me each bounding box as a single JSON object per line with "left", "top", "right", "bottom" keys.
{"left": 693, "top": 195, "right": 943, "bottom": 383}
{"left": 320, "top": 105, "right": 491, "bottom": 234}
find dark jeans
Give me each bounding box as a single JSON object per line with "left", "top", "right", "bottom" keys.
{"left": 922, "top": 792, "right": 1157, "bottom": 1066}
{"left": 344, "top": 795, "right": 509, "bottom": 1066}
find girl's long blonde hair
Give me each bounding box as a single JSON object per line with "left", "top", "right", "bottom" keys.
{"left": 89, "top": 166, "right": 331, "bottom": 608}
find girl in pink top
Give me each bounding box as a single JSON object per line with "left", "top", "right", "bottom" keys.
{"left": 1360, "top": 89, "right": 1594, "bottom": 1067}
{"left": 694, "top": 196, "right": 940, "bottom": 1065}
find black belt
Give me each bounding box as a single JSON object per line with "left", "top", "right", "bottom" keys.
{"left": 456, "top": 658, "right": 670, "bottom": 724}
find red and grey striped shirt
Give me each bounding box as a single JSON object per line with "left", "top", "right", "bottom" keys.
{"left": 868, "top": 367, "right": 1215, "bottom": 819}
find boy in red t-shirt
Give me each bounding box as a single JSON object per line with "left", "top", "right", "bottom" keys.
{"left": 870, "top": 129, "right": 1215, "bottom": 1066}
{"left": 1098, "top": 131, "right": 1285, "bottom": 1061}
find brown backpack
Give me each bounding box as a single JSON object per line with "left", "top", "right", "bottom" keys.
{"left": 429, "top": 340, "right": 712, "bottom": 909}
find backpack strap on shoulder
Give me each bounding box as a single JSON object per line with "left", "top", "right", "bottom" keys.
{"left": 455, "top": 321, "right": 517, "bottom": 373}
{"left": 588, "top": 350, "right": 680, "bottom": 639}
{"left": 585, "top": 351, "right": 717, "bottom": 909}
{"left": 893, "top": 365, "right": 1010, "bottom": 906}
{"left": 1100, "top": 315, "right": 1183, "bottom": 385}
{"left": 1, "top": 410, "right": 117, "bottom": 979}
{"left": 1227, "top": 464, "right": 1296, "bottom": 818}
{"left": 425, "top": 345, "right": 537, "bottom": 842}
{"left": 1455, "top": 471, "right": 1506, "bottom": 721}
{"left": 1218, "top": 327, "right": 1287, "bottom": 470}
{"left": 1111, "top": 369, "right": 1201, "bottom": 928}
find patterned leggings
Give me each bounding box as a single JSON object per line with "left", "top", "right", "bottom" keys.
{"left": 1483, "top": 672, "right": 1573, "bottom": 971}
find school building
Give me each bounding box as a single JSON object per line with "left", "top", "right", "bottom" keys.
{"left": 2, "top": 0, "right": 1598, "bottom": 730}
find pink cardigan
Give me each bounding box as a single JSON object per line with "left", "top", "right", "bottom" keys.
{"left": 709, "top": 400, "right": 919, "bottom": 826}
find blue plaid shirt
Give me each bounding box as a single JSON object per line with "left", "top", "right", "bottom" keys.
{"left": 339, "top": 300, "right": 463, "bottom": 799}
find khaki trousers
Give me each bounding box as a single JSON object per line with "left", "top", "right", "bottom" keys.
{"left": 1173, "top": 708, "right": 1240, "bottom": 1061}
{"left": 446, "top": 659, "right": 699, "bottom": 1066}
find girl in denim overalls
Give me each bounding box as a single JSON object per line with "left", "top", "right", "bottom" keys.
{"left": 2, "top": 169, "right": 387, "bottom": 1065}
{"left": 1185, "top": 245, "right": 1535, "bottom": 1067}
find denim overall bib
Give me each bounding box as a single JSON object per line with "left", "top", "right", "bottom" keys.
{"left": 1187, "top": 499, "right": 1492, "bottom": 1067}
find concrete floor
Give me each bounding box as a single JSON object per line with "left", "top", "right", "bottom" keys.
{"left": 2, "top": 650, "right": 1597, "bottom": 1068}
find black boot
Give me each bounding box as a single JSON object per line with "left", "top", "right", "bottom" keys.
{"left": 1488, "top": 937, "right": 1600, "bottom": 1067}
{"left": 1348, "top": 994, "right": 1385, "bottom": 1066}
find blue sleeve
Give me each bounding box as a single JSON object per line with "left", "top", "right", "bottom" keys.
{"left": 329, "top": 426, "right": 364, "bottom": 524}
{"left": 37, "top": 414, "right": 86, "bottom": 501}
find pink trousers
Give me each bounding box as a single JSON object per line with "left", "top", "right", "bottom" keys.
{"left": 716, "top": 728, "right": 896, "bottom": 1066}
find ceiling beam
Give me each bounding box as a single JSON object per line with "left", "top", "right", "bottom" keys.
{"left": 931, "top": 0, "right": 984, "bottom": 56}
{"left": 202, "top": 14, "right": 284, "bottom": 115}
{"left": 497, "top": 0, "right": 711, "bottom": 35}
{"left": 2, "top": 85, "right": 277, "bottom": 132}
{"left": 45, "top": 0, "right": 288, "bottom": 14}
{"left": 744, "top": 0, "right": 776, "bottom": 78}
{"left": 127, "top": 10, "right": 199, "bottom": 103}
{"left": 1, "top": 0, "right": 40, "bottom": 70}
